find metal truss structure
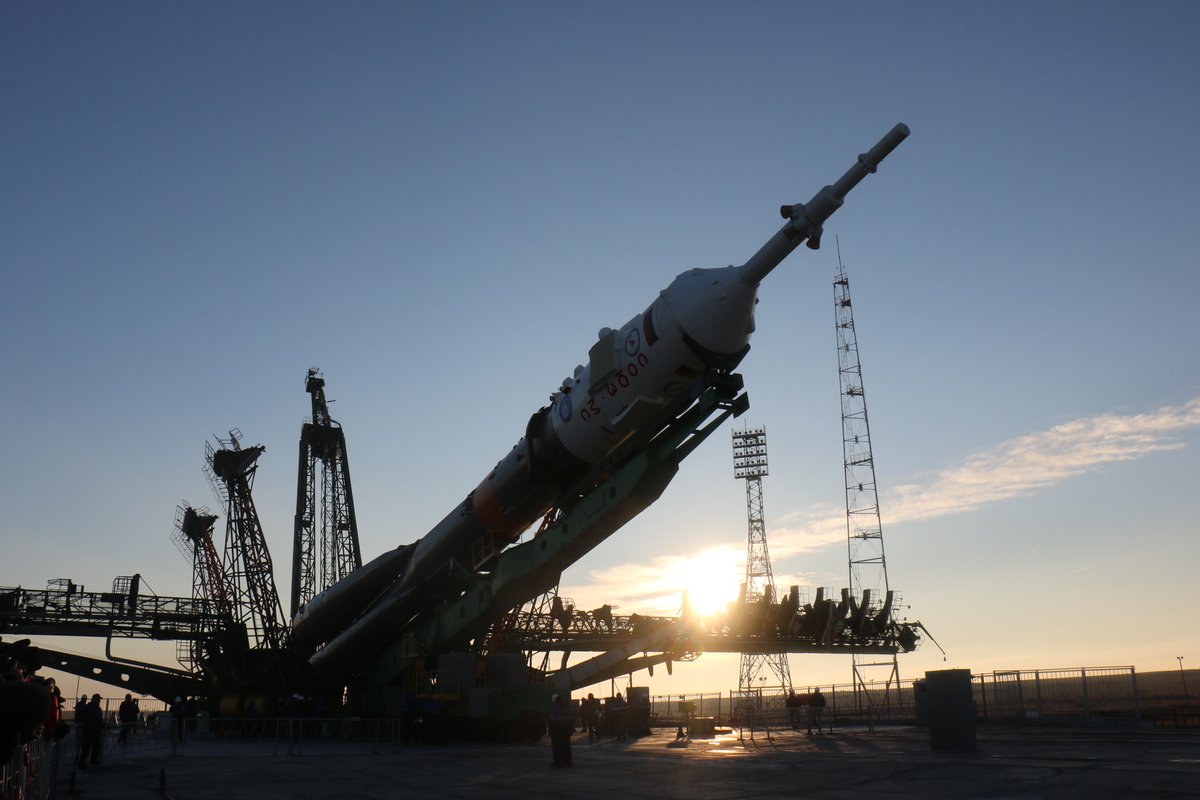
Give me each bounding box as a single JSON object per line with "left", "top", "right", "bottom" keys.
{"left": 291, "top": 369, "right": 362, "bottom": 617}
{"left": 205, "top": 430, "right": 287, "bottom": 651}
{"left": 732, "top": 426, "right": 792, "bottom": 694}
{"left": 171, "top": 503, "right": 227, "bottom": 670}
{"left": 833, "top": 253, "right": 902, "bottom": 720}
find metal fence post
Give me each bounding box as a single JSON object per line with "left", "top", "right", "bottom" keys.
{"left": 1081, "top": 669, "right": 1090, "bottom": 718}
{"left": 1130, "top": 668, "right": 1141, "bottom": 721}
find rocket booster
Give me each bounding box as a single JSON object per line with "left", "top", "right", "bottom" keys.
{"left": 299, "top": 123, "right": 910, "bottom": 676}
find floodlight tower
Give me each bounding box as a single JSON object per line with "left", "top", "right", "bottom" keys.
{"left": 732, "top": 426, "right": 792, "bottom": 694}
{"left": 833, "top": 252, "right": 901, "bottom": 715}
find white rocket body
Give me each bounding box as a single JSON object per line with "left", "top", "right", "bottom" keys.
{"left": 303, "top": 266, "right": 760, "bottom": 674}
{"left": 297, "top": 123, "right": 910, "bottom": 676}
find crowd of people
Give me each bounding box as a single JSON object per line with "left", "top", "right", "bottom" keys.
{"left": 1, "top": 636, "right": 68, "bottom": 799}
{"left": 1, "top": 638, "right": 67, "bottom": 761}
{"left": 1, "top": 634, "right": 161, "bottom": 792}
{"left": 548, "top": 690, "right": 643, "bottom": 767}
{"left": 550, "top": 686, "right": 835, "bottom": 764}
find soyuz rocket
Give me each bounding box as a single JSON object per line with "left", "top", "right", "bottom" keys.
{"left": 293, "top": 123, "right": 911, "bottom": 676}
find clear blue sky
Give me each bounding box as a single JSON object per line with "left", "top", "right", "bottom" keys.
{"left": 3, "top": 1, "right": 1198, "bottom": 696}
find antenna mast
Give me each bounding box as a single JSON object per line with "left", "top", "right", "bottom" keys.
{"left": 834, "top": 245, "right": 902, "bottom": 721}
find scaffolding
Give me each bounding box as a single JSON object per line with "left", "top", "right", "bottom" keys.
{"left": 833, "top": 253, "right": 902, "bottom": 722}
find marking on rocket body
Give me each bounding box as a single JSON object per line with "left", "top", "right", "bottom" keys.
{"left": 603, "top": 354, "right": 649, "bottom": 396}
{"left": 569, "top": 310, "right": 664, "bottom": 427}
{"left": 642, "top": 310, "right": 658, "bottom": 347}
{"left": 624, "top": 326, "right": 641, "bottom": 357}
{"left": 576, "top": 324, "right": 653, "bottom": 425}
{"left": 579, "top": 396, "right": 601, "bottom": 422}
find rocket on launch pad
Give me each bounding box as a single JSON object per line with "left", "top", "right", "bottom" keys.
{"left": 292, "top": 123, "right": 910, "bottom": 676}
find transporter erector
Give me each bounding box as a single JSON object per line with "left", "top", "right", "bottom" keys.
{"left": 291, "top": 123, "right": 911, "bottom": 686}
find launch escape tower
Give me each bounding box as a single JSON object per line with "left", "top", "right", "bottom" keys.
{"left": 292, "top": 368, "right": 363, "bottom": 618}
{"left": 833, "top": 255, "right": 902, "bottom": 717}
{"left": 732, "top": 426, "right": 793, "bottom": 695}
{"left": 205, "top": 430, "right": 287, "bottom": 651}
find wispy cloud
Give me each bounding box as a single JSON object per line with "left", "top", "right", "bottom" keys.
{"left": 884, "top": 398, "right": 1200, "bottom": 525}
{"left": 563, "top": 398, "right": 1200, "bottom": 613}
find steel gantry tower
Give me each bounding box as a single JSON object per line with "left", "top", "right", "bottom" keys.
{"left": 170, "top": 503, "right": 226, "bottom": 671}
{"left": 204, "top": 430, "right": 288, "bottom": 651}
{"left": 291, "top": 369, "right": 363, "bottom": 618}
{"left": 833, "top": 253, "right": 902, "bottom": 717}
{"left": 732, "top": 426, "right": 792, "bottom": 695}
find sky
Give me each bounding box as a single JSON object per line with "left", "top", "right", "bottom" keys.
{"left": 3, "top": 1, "right": 1198, "bottom": 699}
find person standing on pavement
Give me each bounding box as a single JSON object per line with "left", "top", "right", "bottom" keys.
{"left": 785, "top": 689, "right": 802, "bottom": 730}
{"left": 117, "top": 693, "right": 138, "bottom": 743}
{"left": 77, "top": 694, "right": 104, "bottom": 767}
{"left": 607, "top": 692, "right": 629, "bottom": 741}
{"left": 582, "top": 693, "right": 601, "bottom": 742}
{"left": 808, "top": 688, "right": 828, "bottom": 735}
{"left": 548, "top": 694, "right": 574, "bottom": 768}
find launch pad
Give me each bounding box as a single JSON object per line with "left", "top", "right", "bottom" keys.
{"left": 1, "top": 124, "right": 927, "bottom": 735}
{"left": 49, "top": 725, "right": 1200, "bottom": 800}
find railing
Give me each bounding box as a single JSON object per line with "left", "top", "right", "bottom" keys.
{"left": 0, "top": 583, "right": 219, "bottom": 639}
{"left": 1, "top": 734, "right": 64, "bottom": 800}
{"left": 971, "top": 667, "right": 1140, "bottom": 723}
{"left": 649, "top": 666, "right": 1146, "bottom": 730}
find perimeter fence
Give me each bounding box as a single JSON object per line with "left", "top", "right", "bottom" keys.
{"left": 970, "top": 666, "right": 1140, "bottom": 723}
{"left": 650, "top": 666, "right": 1149, "bottom": 731}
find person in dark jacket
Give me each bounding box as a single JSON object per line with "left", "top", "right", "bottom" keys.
{"left": 77, "top": 694, "right": 104, "bottom": 767}
{"left": 169, "top": 696, "right": 187, "bottom": 744}
{"left": 807, "top": 688, "right": 828, "bottom": 735}
{"left": 548, "top": 694, "right": 574, "bottom": 768}
{"left": 606, "top": 692, "right": 629, "bottom": 741}
{"left": 117, "top": 693, "right": 138, "bottom": 743}
{"left": 785, "top": 689, "right": 802, "bottom": 730}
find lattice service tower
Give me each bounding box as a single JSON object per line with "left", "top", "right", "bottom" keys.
{"left": 732, "top": 426, "right": 792, "bottom": 694}
{"left": 291, "top": 368, "right": 363, "bottom": 618}
{"left": 170, "top": 503, "right": 227, "bottom": 671}
{"left": 833, "top": 253, "right": 902, "bottom": 714}
{"left": 204, "top": 430, "right": 288, "bottom": 651}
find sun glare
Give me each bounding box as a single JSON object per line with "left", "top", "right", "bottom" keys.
{"left": 674, "top": 547, "right": 743, "bottom": 619}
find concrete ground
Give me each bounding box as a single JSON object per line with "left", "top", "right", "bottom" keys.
{"left": 59, "top": 724, "right": 1200, "bottom": 800}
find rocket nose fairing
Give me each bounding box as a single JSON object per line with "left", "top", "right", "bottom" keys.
{"left": 546, "top": 264, "right": 759, "bottom": 465}
{"left": 299, "top": 124, "right": 910, "bottom": 677}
